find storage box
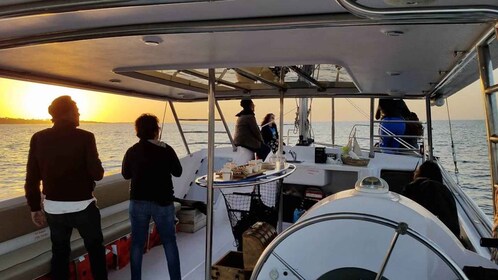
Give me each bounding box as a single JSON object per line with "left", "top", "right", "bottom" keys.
{"left": 242, "top": 222, "right": 277, "bottom": 270}
{"left": 74, "top": 254, "right": 93, "bottom": 280}
{"left": 111, "top": 234, "right": 131, "bottom": 269}
{"left": 211, "top": 251, "right": 252, "bottom": 280}
{"left": 147, "top": 222, "right": 162, "bottom": 250}
{"left": 284, "top": 167, "right": 329, "bottom": 186}
{"left": 177, "top": 207, "right": 206, "bottom": 233}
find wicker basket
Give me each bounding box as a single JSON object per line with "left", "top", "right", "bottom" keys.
{"left": 341, "top": 155, "right": 370, "bottom": 166}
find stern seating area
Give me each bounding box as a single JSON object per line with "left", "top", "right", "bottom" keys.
{"left": 0, "top": 176, "right": 180, "bottom": 280}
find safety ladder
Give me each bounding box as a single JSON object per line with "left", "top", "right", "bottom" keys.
{"left": 477, "top": 41, "right": 498, "bottom": 262}
{"left": 168, "top": 100, "right": 235, "bottom": 155}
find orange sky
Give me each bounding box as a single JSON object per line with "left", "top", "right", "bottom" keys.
{"left": 0, "top": 76, "right": 491, "bottom": 123}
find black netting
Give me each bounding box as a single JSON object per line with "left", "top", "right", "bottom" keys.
{"left": 221, "top": 182, "right": 279, "bottom": 250}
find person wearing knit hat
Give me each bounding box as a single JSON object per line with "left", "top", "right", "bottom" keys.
{"left": 24, "top": 95, "right": 108, "bottom": 279}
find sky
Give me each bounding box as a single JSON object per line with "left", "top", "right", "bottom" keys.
{"left": 0, "top": 75, "right": 492, "bottom": 124}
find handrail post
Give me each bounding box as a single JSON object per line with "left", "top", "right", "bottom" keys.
{"left": 205, "top": 68, "right": 216, "bottom": 279}
{"left": 331, "top": 98, "right": 335, "bottom": 147}
{"left": 169, "top": 100, "right": 191, "bottom": 155}
{"left": 369, "top": 98, "right": 375, "bottom": 158}
{"left": 425, "top": 96, "right": 434, "bottom": 161}
{"left": 215, "top": 100, "right": 235, "bottom": 151}
{"left": 277, "top": 68, "right": 285, "bottom": 233}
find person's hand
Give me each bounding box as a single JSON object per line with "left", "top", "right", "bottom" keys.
{"left": 31, "top": 211, "right": 47, "bottom": 227}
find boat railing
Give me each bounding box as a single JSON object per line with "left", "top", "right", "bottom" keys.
{"left": 285, "top": 121, "right": 424, "bottom": 157}
{"left": 344, "top": 123, "right": 424, "bottom": 156}
{"left": 372, "top": 119, "right": 425, "bottom": 156}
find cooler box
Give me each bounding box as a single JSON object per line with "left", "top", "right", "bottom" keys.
{"left": 74, "top": 254, "right": 93, "bottom": 280}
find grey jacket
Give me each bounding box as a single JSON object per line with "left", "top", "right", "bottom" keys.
{"left": 233, "top": 110, "right": 264, "bottom": 151}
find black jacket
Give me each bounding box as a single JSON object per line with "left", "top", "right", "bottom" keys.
{"left": 261, "top": 124, "right": 279, "bottom": 153}
{"left": 122, "top": 140, "right": 182, "bottom": 205}
{"left": 25, "top": 122, "right": 104, "bottom": 211}
{"left": 402, "top": 178, "right": 460, "bottom": 237}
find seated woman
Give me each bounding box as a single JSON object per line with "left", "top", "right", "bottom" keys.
{"left": 261, "top": 113, "right": 280, "bottom": 154}
{"left": 233, "top": 98, "right": 271, "bottom": 160}
{"left": 376, "top": 99, "right": 406, "bottom": 151}
{"left": 402, "top": 161, "right": 460, "bottom": 238}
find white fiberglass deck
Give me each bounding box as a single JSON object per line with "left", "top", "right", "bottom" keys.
{"left": 109, "top": 200, "right": 235, "bottom": 280}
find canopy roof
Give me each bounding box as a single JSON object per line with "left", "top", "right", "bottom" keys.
{"left": 0, "top": 0, "right": 497, "bottom": 102}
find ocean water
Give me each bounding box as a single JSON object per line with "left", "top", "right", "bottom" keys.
{"left": 0, "top": 120, "right": 493, "bottom": 219}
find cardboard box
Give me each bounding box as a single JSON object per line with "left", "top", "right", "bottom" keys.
{"left": 177, "top": 207, "right": 206, "bottom": 233}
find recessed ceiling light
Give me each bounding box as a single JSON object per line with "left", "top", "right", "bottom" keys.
{"left": 142, "top": 36, "right": 163, "bottom": 46}
{"left": 382, "top": 30, "right": 405, "bottom": 37}
{"left": 387, "top": 89, "right": 405, "bottom": 96}
{"left": 384, "top": 0, "right": 435, "bottom": 6}
{"left": 109, "top": 79, "right": 121, "bottom": 83}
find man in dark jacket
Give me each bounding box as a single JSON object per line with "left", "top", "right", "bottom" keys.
{"left": 233, "top": 98, "right": 270, "bottom": 160}
{"left": 403, "top": 161, "right": 460, "bottom": 237}
{"left": 24, "top": 95, "right": 107, "bottom": 279}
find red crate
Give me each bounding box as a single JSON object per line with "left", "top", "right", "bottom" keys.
{"left": 147, "top": 223, "right": 162, "bottom": 250}
{"left": 74, "top": 254, "right": 93, "bottom": 280}
{"left": 105, "top": 245, "right": 116, "bottom": 270}
{"left": 111, "top": 234, "right": 131, "bottom": 269}
{"left": 35, "top": 262, "right": 76, "bottom": 280}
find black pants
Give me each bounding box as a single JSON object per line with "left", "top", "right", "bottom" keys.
{"left": 255, "top": 144, "right": 271, "bottom": 160}
{"left": 46, "top": 202, "right": 108, "bottom": 280}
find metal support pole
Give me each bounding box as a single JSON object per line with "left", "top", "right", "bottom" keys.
{"left": 169, "top": 101, "right": 191, "bottom": 155}
{"left": 331, "top": 98, "right": 335, "bottom": 146}
{"left": 277, "top": 69, "right": 285, "bottom": 233}
{"left": 369, "top": 98, "right": 375, "bottom": 158}
{"left": 204, "top": 68, "right": 216, "bottom": 280}
{"left": 477, "top": 44, "right": 498, "bottom": 262}
{"left": 215, "top": 100, "right": 235, "bottom": 151}
{"left": 425, "top": 96, "right": 434, "bottom": 161}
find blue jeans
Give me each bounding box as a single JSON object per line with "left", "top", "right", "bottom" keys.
{"left": 46, "top": 202, "right": 107, "bottom": 280}
{"left": 129, "top": 200, "right": 181, "bottom": 280}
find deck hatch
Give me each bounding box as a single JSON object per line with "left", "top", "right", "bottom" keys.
{"left": 115, "top": 64, "right": 357, "bottom": 99}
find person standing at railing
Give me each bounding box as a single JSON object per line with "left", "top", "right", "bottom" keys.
{"left": 376, "top": 98, "right": 406, "bottom": 151}
{"left": 233, "top": 98, "right": 271, "bottom": 160}
{"left": 122, "top": 114, "right": 182, "bottom": 280}
{"left": 24, "top": 95, "right": 107, "bottom": 280}
{"left": 261, "top": 113, "right": 281, "bottom": 154}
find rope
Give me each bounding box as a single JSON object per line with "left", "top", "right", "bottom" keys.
{"left": 159, "top": 101, "right": 168, "bottom": 141}
{"left": 309, "top": 98, "right": 314, "bottom": 139}
{"left": 446, "top": 98, "right": 460, "bottom": 185}
{"left": 293, "top": 98, "right": 299, "bottom": 134}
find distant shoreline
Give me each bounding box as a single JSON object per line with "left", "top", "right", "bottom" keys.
{"left": 0, "top": 117, "right": 104, "bottom": 124}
